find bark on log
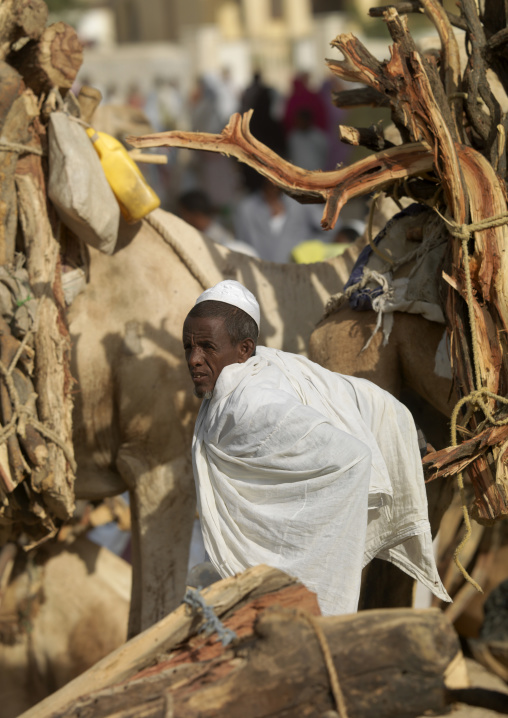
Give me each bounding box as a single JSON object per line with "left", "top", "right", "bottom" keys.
{"left": 9, "top": 22, "right": 83, "bottom": 97}
{"left": 0, "top": 0, "right": 49, "bottom": 61}
{"left": 15, "top": 155, "right": 75, "bottom": 520}
{"left": 331, "top": 86, "right": 390, "bottom": 109}
{"left": 0, "top": 63, "right": 34, "bottom": 266}
{"left": 46, "top": 607, "right": 464, "bottom": 718}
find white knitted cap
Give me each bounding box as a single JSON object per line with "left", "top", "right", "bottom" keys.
{"left": 194, "top": 280, "right": 260, "bottom": 329}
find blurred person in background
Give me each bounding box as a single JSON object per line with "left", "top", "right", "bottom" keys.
{"left": 287, "top": 107, "right": 328, "bottom": 171}
{"left": 233, "top": 178, "right": 327, "bottom": 262}
{"left": 284, "top": 71, "right": 327, "bottom": 135}
{"left": 145, "top": 76, "right": 184, "bottom": 132}
{"left": 239, "top": 71, "right": 286, "bottom": 192}
{"left": 178, "top": 189, "right": 258, "bottom": 257}
{"left": 184, "top": 77, "right": 242, "bottom": 213}
{"left": 319, "top": 75, "right": 354, "bottom": 171}
{"left": 126, "top": 82, "right": 145, "bottom": 110}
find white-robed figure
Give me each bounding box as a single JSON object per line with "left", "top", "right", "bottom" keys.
{"left": 183, "top": 280, "right": 450, "bottom": 615}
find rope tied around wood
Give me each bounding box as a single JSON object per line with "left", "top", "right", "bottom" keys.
{"left": 439, "top": 207, "right": 508, "bottom": 592}
{"left": 0, "top": 139, "right": 44, "bottom": 156}
{"left": 183, "top": 587, "right": 237, "bottom": 646}
{"left": 298, "top": 610, "right": 349, "bottom": 718}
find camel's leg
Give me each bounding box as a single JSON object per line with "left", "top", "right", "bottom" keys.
{"left": 116, "top": 449, "right": 196, "bottom": 637}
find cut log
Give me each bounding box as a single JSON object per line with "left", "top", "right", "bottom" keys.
{"left": 20, "top": 565, "right": 301, "bottom": 718}
{"left": 33, "top": 570, "right": 464, "bottom": 718}
{"left": 9, "top": 22, "right": 83, "bottom": 97}
{"left": 0, "top": 0, "right": 49, "bottom": 61}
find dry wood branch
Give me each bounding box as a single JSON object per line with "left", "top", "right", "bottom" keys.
{"left": 461, "top": 0, "right": 502, "bottom": 161}
{"left": 382, "top": 8, "right": 465, "bottom": 215}
{"left": 327, "top": 33, "right": 386, "bottom": 88}
{"left": 332, "top": 87, "right": 390, "bottom": 109}
{"left": 487, "top": 27, "right": 508, "bottom": 52}
{"left": 369, "top": 2, "right": 468, "bottom": 31}
{"left": 424, "top": 424, "right": 508, "bottom": 481}
{"left": 420, "top": 0, "right": 462, "bottom": 139}
{"left": 338, "top": 124, "right": 395, "bottom": 152}
{"left": 128, "top": 113, "right": 434, "bottom": 230}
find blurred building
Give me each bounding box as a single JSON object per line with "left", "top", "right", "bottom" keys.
{"left": 104, "top": 0, "right": 354, "bottom": 92}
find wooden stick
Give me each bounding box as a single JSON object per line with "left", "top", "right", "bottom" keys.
{"left": 128, "top": 150, "right": 168, "bottom": 165}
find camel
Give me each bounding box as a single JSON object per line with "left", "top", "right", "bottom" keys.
{"left": 67, "top": 208, "right": 360, "bottom": 636}
{"left": 0, "top": 537, "right": 130, "bottom": 718}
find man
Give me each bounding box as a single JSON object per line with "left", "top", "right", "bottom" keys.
{"left": 183, "top": 280, "right": 449, "bottom": 615}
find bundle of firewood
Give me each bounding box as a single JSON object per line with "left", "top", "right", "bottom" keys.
{"left": 129, "top": 0, "right": 508, "bottom": 527}
{"left": 0, "top": 0, "right": 83, "bottom": 546}
{"left": 20, "top": 564, "right": 476, "bottom": 718}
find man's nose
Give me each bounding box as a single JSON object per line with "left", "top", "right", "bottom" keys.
{"left": 188, "top": 346, "right": 203, "bottom": 367}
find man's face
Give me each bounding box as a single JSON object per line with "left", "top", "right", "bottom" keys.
{"left": 182, "top": 315, "right": 252, "bottom": 398}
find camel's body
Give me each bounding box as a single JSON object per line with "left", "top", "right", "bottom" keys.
{"left": 0, "top": 538, "right": 130, "bottom": 718}
{"left": 309, "top": 306, "right": 455, "bottom": 419}
{"left": 68, "top": 209, "right": 358, "bottom": 635}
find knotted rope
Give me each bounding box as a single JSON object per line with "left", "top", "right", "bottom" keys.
{"left": 183, "top": 587, "right": 237, "bottom": 646}
{"left": 439, "top": 208, "right": 508, "bottom": 590}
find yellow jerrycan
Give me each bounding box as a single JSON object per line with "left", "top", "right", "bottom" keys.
{"left": 86, "top": 128, "right": 160, "bottom": 223}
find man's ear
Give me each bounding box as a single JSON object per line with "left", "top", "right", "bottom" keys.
{"left": 238, "top": 338, "right": 255, "bottom": 363}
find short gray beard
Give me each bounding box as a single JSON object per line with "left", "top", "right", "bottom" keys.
{"left": 194, "top": 388, "right": 213, "bottom": 400}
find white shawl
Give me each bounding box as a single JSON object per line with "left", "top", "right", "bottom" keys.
{"left": 192, "top": 346, "right": 450, "bottom": 614}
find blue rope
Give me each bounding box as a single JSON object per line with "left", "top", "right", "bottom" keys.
{"left": 183, "top": 587, "right": 237, "bottom": 647}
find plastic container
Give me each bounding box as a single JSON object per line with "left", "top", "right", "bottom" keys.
{"left": 86, "top": 128, "right": 160, "bottom": 223}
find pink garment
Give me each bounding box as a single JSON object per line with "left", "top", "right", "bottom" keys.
{"left": 283, "top": 77, "right": 327, "bottom": 133}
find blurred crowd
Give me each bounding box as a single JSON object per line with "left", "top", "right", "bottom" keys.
{"left": 78, "top": 68, "right": 366, "bottom": 263}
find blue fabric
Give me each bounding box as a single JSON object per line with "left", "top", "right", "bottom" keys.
{"left": 344, "top": 204, "right": 427, "bottom": 311}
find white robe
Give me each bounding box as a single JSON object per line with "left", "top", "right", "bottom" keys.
{"left": 192, "top": 346, "right": 450, "bottom": 615}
